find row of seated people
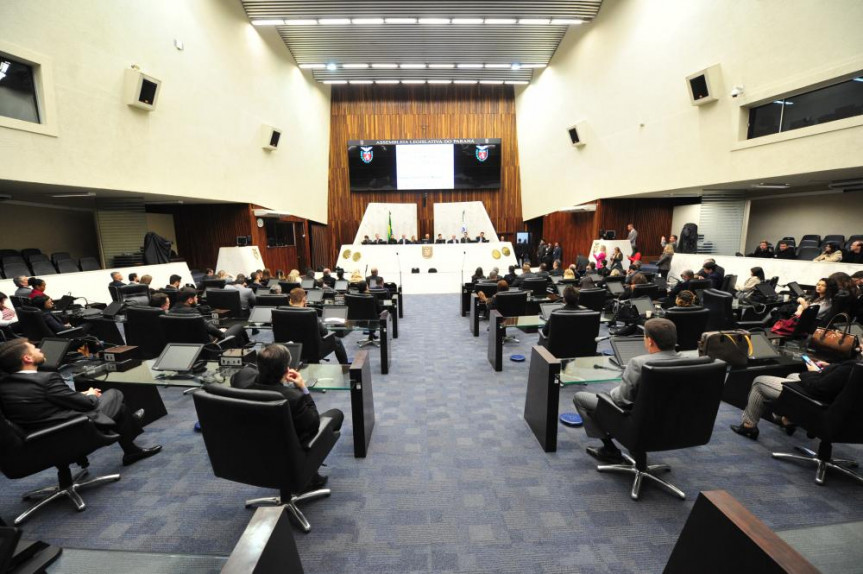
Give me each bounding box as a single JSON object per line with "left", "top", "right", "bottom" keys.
{"left": 0, "top": 249, "right": 100, "bottom": 278}
{"left": 753, "top": 234, "right": 863, "bottom": 252}
{"left": 360, "top": 231, "right": 491, "bottom": 244}
{"left": 747, "top": 238, "right": 863, "bottom": 263}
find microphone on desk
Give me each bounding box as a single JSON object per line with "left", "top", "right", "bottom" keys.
{"left": 595, "top": 335, "right": 611, "bottom": 343}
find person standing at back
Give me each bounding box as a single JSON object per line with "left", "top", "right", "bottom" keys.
{"left": 626, "top": 223, "right": 638, "bottom": 251}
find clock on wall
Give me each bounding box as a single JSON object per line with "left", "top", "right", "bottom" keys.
{"left": 256, "top": 218, "right": 264, "bottom": 228}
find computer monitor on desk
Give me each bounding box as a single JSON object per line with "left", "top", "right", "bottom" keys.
{"left": 38, "top": 338, "right": 73, "bottom": 371}
{"left": 248, "top": 306, "right": 274, "bottom": 325}
{"left": 301, "top": 278, "right": 316, "bottom": 289}
{"left": 306, "top": 289, "right": 324, "bottom": 303}
{"left": 334, "top": 280, "right": 349, "bottom": 292}
{"left": 152, "top": 343, "right": 205, "bottom": 377}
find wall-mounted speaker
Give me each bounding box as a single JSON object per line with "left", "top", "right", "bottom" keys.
{"left": 686, "top": 64, "right": 721, "bottom": 106}
{"left": 261, "top": 124, "right": 282, "bottom": 151}
{"left": 567, "top": 121, "right": 586, "bottom": 147}
{"left": 124, "top": 68, "right": 162, "bottom": 111}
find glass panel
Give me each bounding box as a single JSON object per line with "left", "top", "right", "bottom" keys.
{"left": 747, "top": 102, "right": 782, "bottom": 139}
{"left": 0, "top": 56, "right": 40, "bottom": 123}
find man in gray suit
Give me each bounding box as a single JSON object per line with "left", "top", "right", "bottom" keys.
{"left": 573, "top": 318, "right": 681, "bottom": 463}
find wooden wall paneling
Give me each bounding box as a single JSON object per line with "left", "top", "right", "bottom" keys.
{"left": 326, "top": 85, "right": 523, "bottom": 263}
{"left": 541, "top": 211, "right": 597, "bottom": 266}
{"left": 163, "top": 204, "right": 252, "bottom": 271}
{"left": 596, "top": 199, "right": 677, "bottom": 258}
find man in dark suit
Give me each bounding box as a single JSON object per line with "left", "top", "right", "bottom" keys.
{"left": 374, "top": 233, "right": 386, "bottom": 244}
{"left": 361, "top": 235, "right": 372, "bottom": 244}
{"left": 288, "top": 288, "right": 348, "bottom": 364}
{"left": 13, "top": 276, "right": 32, "bottom": 298}
{"left": 552, "top": 242, "right": 562, "bottom": 263}
{"left": 476, "top": 232, "right": 489, "bottom": 243}
{"left": 775, "top": 241, "right": 796, "bottom": 260}
{"left": 447, "top": 234, "right": 459, "bottom": 244}
{"left": 366, "top": 267, "right": 383, "bottom": 286}
{"left": 845, "top": 240, "right": 863, "bottom": 264}
{"left": 397, "top": 234, "right": 411, "bottom": 245}
{"left": 320, "top": 268, "right": 336, "bottom": 288}
{"left": 230, "top": 343, "right": 343, "bottom": 488}
{"left": 109, "top": 271, "right": 125, "bottom": 289}
{"left": 435, "top": 234, "right": 445, "bottom": 244}
{"left": 0, "top": 338, "right": 161, "bottom": 466}
{"left": 460, "top": 232, "right": 472, "bottom": 244}
{"left": 668, "top": 269, "right": 695, "bottom": 300}
{"left": 421, "top": 234, "right": 432, "bottom": 244}
{"left": 170, "top": 288, "right": 248, "bottom": 345}
{"left": 696, "top": 261, "right": 723, "bottom": 289}
{"left": 748, "top": 240, "right": 774, "bottom": 258}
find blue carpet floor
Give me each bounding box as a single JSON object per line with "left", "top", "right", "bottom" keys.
{"left": 2, "top": 293, "right": 863, "bottom": 573}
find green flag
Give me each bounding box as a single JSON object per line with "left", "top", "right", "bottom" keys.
{"left": 387, "top": 211, "right": 393, "bottom": 241}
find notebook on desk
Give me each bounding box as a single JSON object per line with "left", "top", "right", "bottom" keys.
{"left": 38, "top": 338, "right": 73, "bottom": 371}
{"left": 539, "top": 302, "right": 564, "bottom": 320}
{"left": 301, "top": 278, "right": 316, "bottom": 289}
{"left": 334, "top": 280, "right": 349, "bottom": 292}
{"left": 654, "top": 276, "right": 668, "bottom": 292}
{"left": 322, "top": 305, "right": 348, "bottom": 323}
{"left": 281, "top": 342, "right": 303, "bottom": 369}
{"left": 755, "top": 282, "right": 779, "bottom": 301}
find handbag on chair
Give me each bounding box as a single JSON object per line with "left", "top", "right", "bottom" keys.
{"left": 698, "top": 330, "right": 753, "bottom": 368}
{"left": 809, "top": 313, "right": 861, "bottom": 360}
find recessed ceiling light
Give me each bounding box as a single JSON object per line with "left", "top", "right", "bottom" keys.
{"left": 323, "top": 80, "right": 348, "bottom": 84}
{"left": 479, "top": 80, "right": 504, "bottom": 85}
{"left": 506, "top": 81, "right": 529, "bottom": 85}
{"left": 349, "top": 80, "right": 374, "bottom": 84}
{"left": 352, "top": 18, "right": 384, "bottom": 25}
{"left": 251, "top": 19, "right": 285, "bottom": 26}
{"left": 299, "top": 63, "right": 326, "bottom": 70}
{"left": 485, "top": 18, "right": 517, "bottom": 25}
{"left": 519, "top": 19, "right": 551, "bottom": 25}
{"left": 319, "top": 18, "right": 351, "bottom": 25}
{"left": 457, "top": 64, "right": 483, "bottom": 69}
{"left": 375, "top": 80, "right": 400, "bottom": 84}
{"left": 521, "top": 63, "right": 547, "bottom": 68}
{"left": 511, "top": 63, "right": 522, "bottom": 70}
{"left": 283, "top": 19, "right": 317, "bottom": 26}
{"left": 372, "top": 63, "right": 398, "bottom": 69}
{"left": 452, "top": 18, "right": 483, "bottom": 25}
{"left": 454, "top": 80, "right": 478, "bottom": 84}
{"left": 484, "top": 64, "right": 510, "bottom": 69}
{"left": 551, "top": 19, "right": 584, "bottom": 25}
{"left": 418, "top": 18, "right": 450, "bottom": 25}
{"left": 385, "top": 18, "right": 417, "bottom": 24}
{"left": 427, "top": 80, "right": 452, "bottom": 84}
{"left": 326, "top": 62, "right": 338, "bottom": 71}
{"left": 51, "top": 192, "right": 97, "bottom": 198}
{"left": 428, "top": 64, "right": 455, "bottom": 69}
{"left": 400, "top": 64, "right": 427, "bottom": 69}
{"left": 342, "top": 63, "right": 370, "bottom": 69}
{"left": 401, "top": 80, "right": 426, "bottom": 84}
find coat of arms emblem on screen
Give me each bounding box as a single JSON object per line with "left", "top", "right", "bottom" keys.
{"left": 360, "top": 146, "right": 374, "bottom": 164}
{"left": 475, "top": 145, "right": 489, "bottom": 162}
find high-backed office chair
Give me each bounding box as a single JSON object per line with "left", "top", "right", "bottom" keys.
{"left": 2, "top": 262, "right": 31, "bottom": 279}
{"left": 15, "top": 307, "right": 85, "bottom": 343}
{"left": 78, "top": 257, "right": 100, "bottom": 271}
{"left": 592, "top": 357, "right": 726, "bottom": 500}
{"left": 271, "top": 308, "right": 338, "bottom": 364}
{"left": 578, "top": 288, "right": 607, "bottom": 313}
{"left": 158, "top": 315, "right": 235, "bottom": 358}
{"left": 125, "top": 307, "right": 168, "bottom": 359}
{"left": 0, "top": 249, "right": 20, "bottom": 258}
{"left": 19, "top": 248, "right": 41, "bottom": 259}
{"left": 117, "top": 284, "right": 150, "bottom": 307}
{"left": 538, "top": 310, "right": 600, "bottom": 358}
{"left": 800, "top": 234, "right": 821, "bottom": 245}
{"left": 0, "top": 407, "right": 121, "bottom": 525}
{"left": 686, "top": 279, "right": 712, "bottom": 297}
{"left": 201, "top": 278, "right": 227, "bottom": 291}
{"left": 160, "top": 287, "right": 180, "bottom": 306}
{"left": 474, "top": 282, "right": 498, "bottom": 299}
{"left": 26, "top": 253, "right": 49, "bottom": 266}
{"left": 522, "top": 277, "right": 550, "bottom": 299}
{"left": 254, "top": 294, "right": 289, "bottom": 307}
{"left": 702, "top": 289, "right": 735, "bottom": 331}
{"left": 50, "top": 252, "right": 72, "bottom": 266}
{"left": 846, "top": 235, "right": 863, "bottom": 251}
{"left": 192, "top": 385, "right": 340, "bottom": 532}
{"left": 279, "top": 282, "right": 301, "bottom": 294}
{"left": 795, "top": 246, "right": 821, "bottom": 260}
{"left": 9, "top": 297, "right": 31, "bottom": 311}
{"left": 56, "top": 259, "right": 80, "bottom": 273}
{"left": 771, "top": 363, "right": 863, "bottom": 486}
{"left": 345, "top": 294, "right": 380, "bottom": 347}
{"left": 631, "top": 283, "right": 658, "bottom": 300}
{"left": 493, "top": 291, "right": 528, "bottom": 343}
{"left": 205, "top": 288, "right": 243, "bottom": 319}
{"left": 665, "top": 307, "right": 710, "bottom": 351}
{"left": 777, "top": 236, "right": 796, "bottom": 247}
{"left": 719, "top": 274, "right": 737, "bottom": 294}
{"left": 822, "top": 234, "right": 845, "bottom": 248}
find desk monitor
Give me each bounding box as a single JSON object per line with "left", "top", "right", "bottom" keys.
{"left": 748, "top": 331, "right": 782, "bottom": 361}
{"left": 267, "top": 279, "right": 281, "bottom": 288}
{"left": 607, "top": 282, "right": 625, "bottom": 296}
{"left": 248, "top": 306, "right": 274, "bottom": 325}
{"left": 654, "top": 276, "right": 668, "bottom": 292}
{"left": 54, "top": 295, "right": 76, "bottom": 313}
{"left": 281, "top": 342, "right": 303, "bottom": 369}
{"left": 755, "top": 283, "right": 778, "bottom": 300}
{"left": 103, "top": 301, "right": 124, "bottom": 318}
{"left": 306, "top": 289, "right": 324, "bottom": 303}
{"left": 152, "top": 343, "right": 205, "bottom": 372}
{"left": 550, "top": 275, "right": 562, "bottom": 284}
{"left": 555, "top": 283, "right": 569, "bottom": 297}
{"left": 334, "top": 280, "right": 349, "bottom": 292}
{"left": 787, "top": 281, "right": 805, "bottom": 298}
{"left": 630, "top": 297, "right": 653, "bottom": 316}
{"left": 522, "top": 278, "right": 549, "bottom": 299}
{"left": 38, "top": 338, "right": 73, "bottom": 371}
{"left": 322, "top": 305, "right": 349, "bottom": 323}
{"left": 256, "top": 288, "right": 272, "bottom": 296}
{"left": 539, "top": 302, "right": 564, "bottom": 320}
{"left": 611, "top": 336, "right": 647, "bottom": 367}
{"left": 301, "top": 278, "right": 316, "bottom": 289}
{"left": 587, "top": 273, "right": 603, "bottom": 283}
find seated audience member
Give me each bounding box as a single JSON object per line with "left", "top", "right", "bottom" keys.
{"left": 366, "top": 267, "right": 383, "bottom": 286}
{"left": 673, "top": 290, "right": 697, "bottom": 308}
{"left": 460, "top": 232, "right": 472, "bottom": 244}
{"left": 248, "top": 271, "right": 263, "bottom": 288}
{"left": 165, "top": 274, "right": 182, "bottom": 290}
{"left": 217, "top": 269, "right": 234, "bottom": 282}
{"left": 487, "top": 268, "right": 500, "bottom": 282}
{"left": 621, "top": 273, "right": 648, "bottom": 300}
{"left": 696, "top": 261, "right": 723, "bottom": 289}
{"left": 504, "top": 266, "right": 518, "bottom": 285}
{"left": 737, "top": 266, "right": 765, "bottom": 292}
{"left": 373, "top": 276, "right": 389, "bottom": 295}
{"left": 410, "top": 235, "right": 418, "bottom": 243}
{"left": 828, "top": 271, "right": 858, "bottom": 317}
{"left": 170, "top": 288, "right": 248, "bottom": 345}
{"left": 660, "top": 235, "right": 678, "bottom": 251}
{"left": 30, "top": 295, "right": 92, "bottom": 337}
{"left": 814, "top": 242, "right": 842, "bottom": 262}
{"left": 230, "top": 343, "right": 343, "bottom": 488}
{"left": 541, "top": 286, "right": 582, "bottom": 336}
{"left": 655, "top": 244, "right": 674, "bottom": 278}
{"left": 624, "top": 261, "right": 641, "bottom": 285}
{"left": 202, "top": 268, "right": 215, "bottom": 279}
{"left": 730, "top": 357, "right": 858, "bottom": 440}
{"left": 845, "top": 240, "right": 863, "bottom": 264}
{"left": 269, "top": 285, "right": 283, "bottom": 295}
{"left": 476, "top": 231, "right": 489, "bottom": 243}
{"left": 321, "top": 268, "right": 336, "bottom": 288}
{"left": 584, "top": 261, "right": 598, "bottom": 277}
{"left": 774, "top": 241, "right": 796, "bottom": 259}
{"left": 226, "top": 273, "right": 256, "bottom": 311}
{"left": 265, "top": 268, "right": 277, "bottom": 282}
{"left": 536, "top": 263, "right": 550, "bottom": 279}
{"left": 435, "top": 234, "right": 445, "bottom": 244}
{"left": 749, "top": 240, "right": 774, "bottom": 258}
{"left": 397, "top": 234, "right": 411, "bottom": 245}
{"left": 361, "top": 235, "right": 372, "bottom": 244}
{"left": 421, "top": 233, "right": 432, "bottom": 244}
{"left": 13, "top": 276, "right": 32, "bottom": 298}
{"left": 28, "top": 278, "right": 47, "bottom": 300}
{"left": 0, "top": 292, "right": 19, "bottom": 338}
{"left": 287, "top": 269, "right": 301, "bottom": 284}
{"left": 573, "top": 318, "right": 681, "bottom": 462}
{"left": 447, "top": 234, "right": 459, "bottom": 244}
{"left": 128, "top": 273, "right": 139, "bottom": 284}
{"left": 288, "top": 288, "right": 348, "bottom": 363}
{"left": 0, "top": 339, "right": 162, "bottom": 466}
{"left": 512, "top": 263, "right": 534, "bottom": 287}
{"left": 549, "top": 260, "right": 564, "bottom": 277}
{"left": 139, "top": 274, "right": 153, "bottom": 288}
{"left": 477, "top": 280, "right": 510, "bottom": 310}
{"left": 796, "top": 277, "right": 837, "bottom": 323}
{"left": 669, "top": 269, "right": 695, "bottom": 299}
{"left": 109, "top": 272, "right": 125, "bottom": 289}
{"left": 563, "top": 268, "right": 576, "bottom": 281}
{"left": 150, "top": 292, "right": 170, "bottom": 311}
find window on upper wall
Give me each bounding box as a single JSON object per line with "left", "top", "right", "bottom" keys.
{"left": 264, "top": 219, "right": 296, "bottom": 247}
{"left": 0, "top": 55, "right": 40, "bottom": 124}
{"left": 747, "top": 75, "right": 863, "bottom": 139}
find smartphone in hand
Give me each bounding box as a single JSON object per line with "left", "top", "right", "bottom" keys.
{"left": 801, "top": 354, "right": 822, "bottom": 372}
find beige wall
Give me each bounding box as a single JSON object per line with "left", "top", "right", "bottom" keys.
{"left": 0, "top": 203, "right": 99, "bottom": 261}
{"left": 516, "top": 0, "right": 863, "bottom": 219}
{"left": 746, "top": 192, "right": 863, "bottom": 253}
{"left": 0, "top": 0, "right": 331, "bottom": 222}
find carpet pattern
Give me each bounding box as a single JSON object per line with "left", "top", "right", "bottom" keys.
{"left": 2, "top": 294, "right": 863, "bottom": 572}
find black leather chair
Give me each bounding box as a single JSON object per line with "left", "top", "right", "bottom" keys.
{"left": 631, "top": 283, "right": 658, "bottom": 300}
{"left": 592, "top": 357, "right": 727, "bottom": 500}
{"left": 493, "top": 291, "right": 528, "bottom": 343}
{"left": 538, "top": 310, "right": 600, "bottom": 358}
{"left": 2, "top": 262, "right": 31, "bottom": 279}
{"left": 125, "top": 307, "right": 167, "bottom": 359}
{"left": 56, "top": 259, "right": 80, "bottom": 273}
{"left": 79, "top": 257, "right": 100, "bottom": 271}
{"left": 117, "top": 284, "right": 150, "bottom": 307}
{"left": 579, "top": 288, "right": 607, "bottom": 313}
{"left": 796, "top": 246, "right": 821, "bottom": 260}
{"left": 702, "top": 289, "right": 735, "bottom": 331}
{"left": 687, "top": 279, "right": 712, "bottom": 298}
{"left": 474, "top": 282, "right": 498, "bottom": 299}
{"left": 206, "top": 288, "right": 243, "bottom": 319}
{"left": 19, "top": 248, "right": 41, "bottom": 260}
{"left": 345, "top": 294, "right": 380, "bottom": 348}
{"left": 800, "top": 234, "right": 821, "bottom": 244}
{"left": 521, "top": 277, "right": 550, "bottom": 299}
{"left": 771, "top": 363, "right": 863, "bottom": 485}
{"left": 822, "top": 234, "right": 845, "bottom": 248}
{"left": 271, "top": 308, "right": 338, "bottom": 364}
{"left": 158, "top": 315, "right": 235, "bottom": 358}
{"left": 201, "top": 278, "right": 227, "bottom": 291}
{"left": 192, "top": 385, "right": 340, "bottom": 532}
{"left": 719, "top": 274, "right": 737, "bottom": 294}
{"left": 50, "top": 252, "right": 72, "bottom": 266}
{"left": 0, "top": 407, "right": 121, "bottom": 525}
{"left": 16, "top": 307, "right": 85, "bottom": 343}
{"left": 665, "top": 307, "right": 710, "bottom": 351}
{"left": 279, "top": 281, "right": 301, "bottom": 294}
{"left": 255, "top": 294, "right": 289, "bottom": 307}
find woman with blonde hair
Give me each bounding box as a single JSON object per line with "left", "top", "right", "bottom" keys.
{"left": 592, "top": 244, "right": 607, "bottom": 270}
{"left": 349, "top": 269, "right": 364, "bottom": 283}
{"left": 287, "top": 269, "right": 301, "bottom": 283}
{"left": 655, "top": 244, "right": 674, "bottom": 278}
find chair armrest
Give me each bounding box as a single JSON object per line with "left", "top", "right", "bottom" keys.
{"left": 596, "top": 392, "right": 628, "bottom": 417}
{"left": 321, "top": 331, "right": 335, "bottom": 342}
{"left": 215, "top": 335, "right": 236, "bottom": 349}
{"left": 23, "top": 415, "right": 91, "bottom": 443}
{"left": 779, "top": 382, "right": 830, "bottom": 410}
{"left": 594, "top": 392, "right": 632, "bottom": 440}
{"left": 57, "top": 326, "right": 85, "bottom": 338}
{"left": 306, "top": 415, "right": 339, "bottom": 450}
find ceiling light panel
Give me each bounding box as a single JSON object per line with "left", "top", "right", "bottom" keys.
{"left": 319, "top": 18, "right": 351, "bottom": 25}
{"left": 352, "top": 18, "right": 384, "bottom": 24}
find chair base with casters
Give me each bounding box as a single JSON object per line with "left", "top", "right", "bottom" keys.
{"left": 597, "top": 451, "right": 686, "bottom": 501}
{"left": 356, "top": 334, "right": 380, "bottom": 348}
{"left": 245, "top": 487, "right": 332, "bottom": 533}
{"left": 15, "top": 463, "right": 121, "bottom": 525}
{"left": 772, "top": 443, "right": 863, "bottom": 486}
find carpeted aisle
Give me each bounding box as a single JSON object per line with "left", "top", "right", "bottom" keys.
{"left": 2, "top": 294, "right": 863, "bottom": 573}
